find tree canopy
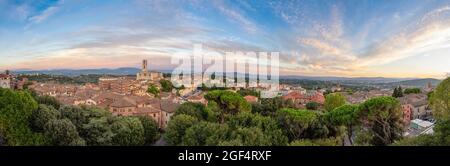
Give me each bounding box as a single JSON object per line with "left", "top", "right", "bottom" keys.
{"left": 358, "top": 96, "right": 404, "bottom": 146}
{"left": 430, "top": 77, "right": 450, "bottom": 120}
{"left": 0, "top": 88, "right": 45, "bottom": 145}
{"left": 147, "top": 84, "right": 160, "bottom": 97}
{"left": 159, "top": 79, "right": 174, "bottom": 92}
{"left": 324, "top": 93, "right": 346, "bottom": 112}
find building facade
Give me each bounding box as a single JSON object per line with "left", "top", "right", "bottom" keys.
{"left": 136, "top": 59, "right": 163, "bottom": 81}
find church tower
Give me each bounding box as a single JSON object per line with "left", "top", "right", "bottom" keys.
{"left": 142, "top": 59, "right": 148, "bottom": 71}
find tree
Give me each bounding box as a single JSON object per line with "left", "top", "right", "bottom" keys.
{"left": 252, "top": 97, "right": 294, "bottom": 116}
{"left": 182, "top": 122, "right": 230, "bottom": 146}
{"left": 229, "top": 127, "right": 271, "bottom": 146}
{"left": 81, "top": 117, "right": 114, "bottom": 146}
{"left": 226, "top": 112, "right": 288, "bottom": 145}
{"left": 0, "top": 88, "right": 45, "bottom": 145}
{"left": 306, "top": 102, "right": 319, "bottom": 110}
{"left": 358, "top": 96, "right": 404, "bottom": 146}
{"left": 397, "top": 86, "right": 403, "bottom": 97}
{"left": 174, "top": 102, "right": 209, "bottom": 120}
{"left": 136, "top": 116, "right": 160, "bottom": 145}
{"left": 59, "top": 105, "right": 90, "bottom": 129}
{"left": 392, "top": 86, "right": 404, "bottom": 98}
{"left": 237, "top": 89, "right": 260, "bottom": 98}
{"left": 404, "top": 88, "right": 421, "bottom": 94}
{"left": 110, "top": 116, "right": 145, "bottom": 146}
{"left": 289, "top": 137, "right": 342, "bottom": 146}
{"left": 159, "top": 79, "right": 174, "bottom": 92}
{"left": 392, "top": 134, "right": 440, "bottom": 146}
{"left": 35, "top": 95, "right": 61, "bottom": 110}
{"left": 205, "top": 90, "right": 251, "bottom": 123}
{"left": 324, "top": 93, "right": 346, "bottom": 112}
{"left": 31, "top": 104, "right": 60, "bottom": 131}
{"left": 147, "top": 84, "right": 160, "bottom": 97}
{"left": 44, "top": 119, "right": 86, "bottom": 146}
{"left": 218, "top": 139, "right": 244, "bottom": 146}
{"left": 277, "top": 108, "right": 319, "bottom": 141}
{"left": 325, "top": 104, "right": 359, "bottom": 145}
{"left": 164, "top": 115, "right": 199, "bottom": 146}
{"left": 430, "top": 77, "right": 450, "bottom": 120}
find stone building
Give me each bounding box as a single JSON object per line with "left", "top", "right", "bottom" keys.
{"left": 136, "top": 59, "right": 163, "bottom": 81}
{"left": 0, "top": 70, "right": 12, "bottom": 89}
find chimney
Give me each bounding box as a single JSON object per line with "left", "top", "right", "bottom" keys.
{"left": 5, "top": 70, "right": 10, "bottom": 75}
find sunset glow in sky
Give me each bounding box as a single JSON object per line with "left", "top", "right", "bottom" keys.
{"left": 1, "top": 0, "right": 450, "bottom": 78}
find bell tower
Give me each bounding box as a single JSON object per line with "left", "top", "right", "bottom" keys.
{"left": 142, "top": 59, "right": 148, "bottom": 71}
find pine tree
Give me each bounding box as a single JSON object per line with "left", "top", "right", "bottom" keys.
{"left": 397, "top": 86, "right": 404, "bottom": 97}
{"left": 392, "top": 87, "right": 398, "bottom": 98}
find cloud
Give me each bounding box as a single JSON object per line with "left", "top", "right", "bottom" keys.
{"left": 213, "top": 0, "right": 259, "bottom": 33}
{"left": 28, "top": 6, "right": 59, "bottom": 24}
{"left": 356, "top": 6, "right": 450, "bottom": 67}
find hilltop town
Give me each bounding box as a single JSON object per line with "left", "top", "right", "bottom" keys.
{"left": 1, "top": 59, "right": 437, "bottom": 139}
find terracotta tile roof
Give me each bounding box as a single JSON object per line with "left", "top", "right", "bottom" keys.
{"left": 110, "top": 97, "right": 136, "bottom": 108}
{"left": 135, "top": 107, "right": 161, "bottom": 113}
{"left": 282, "top": 91, "right": 303, "bottom": 100}
{"left": 161, "top": 100, "right": 180, "bottom": 113}
{"left": 244, "top": 95, "right": 258, "bottom": 103}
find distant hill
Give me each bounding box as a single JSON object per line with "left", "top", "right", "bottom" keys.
{"left": 382, "top": 78, "right": 441, "bottom": 87}
{"left": 12, "top": 68, "right": 172, "bottom": 76}
{"left": 280, "top": 75, "right": 416, "bottom": 83}
{"left": 13, "top": 67, "right": 141, "bottom": 76}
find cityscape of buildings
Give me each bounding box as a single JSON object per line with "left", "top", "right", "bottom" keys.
{"left": 0, "top": 59, "right": 437, "bottom": 137}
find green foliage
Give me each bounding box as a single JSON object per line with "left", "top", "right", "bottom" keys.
{"left": 325, "top": 105, "right": 359, "bottom": 126}
{"left": 237, "top": 89, "right": 260, "bottom": 98}
{"left": 392, "top": 86, "right": 404, "bottom": 98}
{"left": 174, "top": 102, "right": 209, "bottom": 120}
{"left": 430, "top": 77, "right": 450, "bottom": 120}
{"left": 289, "top": 137, "right": 342, "bottom": 146}
{"left": 325, "top": 105, "right": 359, "bottom": 144}
{"left": 59, "top": 105, "right": 90, "bottom": 129}
{"left": 110, "top": 116, "right": 145, "bottom": 146}
{"left": 226, "top": 112, "right": 288, "bottom": 146}
{"left": 164, "top": 115, "right": 199, "bottom": 146}
{"left": 306, "top": 102, "right": 319, "bottom": 110}
{"left": 229, "top": 127, "right": 270, "bottom": 146}
{"left": 31, "top": 104, "right": 60, "bottom": 131}
{"left": 205, "top": 90, "right": 251, "bottom": 113}
{"left": 21, "top": 74, "right": 103, "bottom": 85}
{"left": 0, "top": 88, "right": 45, "bottom": 145}
{"left": 159, "top": 79, "right": 174, "bottom": 92}
{"left": 81, "top": 117, "right": 114, "bottom": 146}
{"left": 44, "top": 119, "right": 86, "bottom": 146}
{"left": 324, "top": 93, "right": 346, "bottom": 112}
{"left": 35, "top": 95, "right": 61, "bottom": 110}
{"left": 277, "top": 108, "right": 319, "bottom": 141}
{"left": 393, "top": 118, "right": 450, "bottom": 146}
{"left": 404, "top": 88, "right": 421, "bottom": 94}
{"left": 147, "top": 84, "right": 160, "bottom": 97}
{"left": 205, "top": 90, "right": 251, "bottom": 123}
{"left": 251, "top": 97, "right": 294, "bottom": 116}
{"left": 358, "top": 96, "right": 404, "bottom": 146}
{"left": 182, "top": 122, "right": 230, "bottom": 146}
{"left": 392, "top": 135, "right": 441, "bottom": 146}
{"left": 136, "top": 116, "right": 160, "bottom": 145}
{"left": 218, "top": 139, "right": 244, "bottom": 146}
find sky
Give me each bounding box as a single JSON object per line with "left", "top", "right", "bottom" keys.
{"left": 1, "top": 0, "right": 450, "bottom": 78}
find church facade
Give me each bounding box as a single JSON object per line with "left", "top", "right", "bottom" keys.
{"left": 136, "top": 60, "right": 163, "bottom": 81}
